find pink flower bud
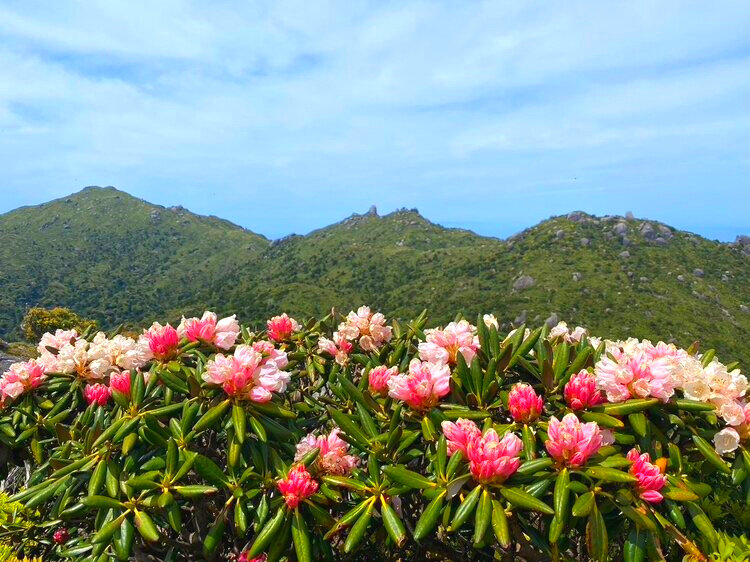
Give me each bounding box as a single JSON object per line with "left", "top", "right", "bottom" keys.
{"left": 627, "top": 448, "right": 667, "bottom": 503}
{"left": 109, "top": 370, "right": 132, "bottom": 396}
{"left": 141, "top": 322, "right": 179, "bottom": 361}
{"left": 387, "top": 359, "right": 451, "bottom": 411}
{"left": 266, "top": 313, "right": 300, "bottom": 342}
{"left": 368, "top": 366, "right": 398, "bottom": 396}
{"left": 83, "top": 383, "right": 111, "bottom": 406}
{"left": 564, "top": 371, "right": 605, "bottom": 410}
{"left": 277, "top": 465, "right": 318, "bottom": 509}
{"left": 545, "top": 413, "right": 602, "bottom": 468}
{"left": 508, "top": 383, "right": 544, "bottom": 423}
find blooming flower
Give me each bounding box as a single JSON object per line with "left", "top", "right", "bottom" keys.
{"left": 109, "top": 370, "right": 132, "bottom": 396}
{"left": 277, "top": 465, "right": 318, "bottom": 509}
{"left": 548, "top": 322, "right": 588, "bottom": 344}
{"left": 37, "top": 329, "right": 78, "bottom": 373}
{"left": 294, "top": 428, "right": 359, "bottom": 476}
{"left": 418, "top": 320, "right": 480, "bottom": 365}
{"left": 594, "top": 349, "right": 674, "bottom": 403}
{"left": 203, "top": 344, "right": 290, "bottom": 402}
{"left": 483, "top": 314, "right": 499, "bottom": 330}
{"left": 564, "top": 371, "right": 605, "bottom": 410}
{"left": 627, "top": 448, "right": 667, "bottom": 503}
{"left": 508, "top": 383, "right": 544, "bottom": 423}
{"left": 442, "top": 419, "right": 523, "bottom": 483}
{"left": 318, "top": 332, "right": 353, "bottom": 366}
{"left": 368, "top": 365, "right": 398, "bottom": 396}
{"left": 83, "top": 383, "right": 111, "bottom": 406}
{"left": 0, "top": 360, "right": 46, "bottom": 404}
{"left": 338, "top": 306, "right": 392, "bottom": 351}
{"left": 545, "top": 413, "right": 603, "bottom": 468}
{"left": 266, "top": 313, "right": 300, "bottom": 342}
{"left": 387, "top": 359, "right": 451, "bottom": 411}
{"left": 714, "top": 427, "right": 741, "bottom": 455}
{"left": 139, "top": 322, "right": 179, "bottom": 361}
{"left": 178, "top": 311, "right": 239, "bottom": 350}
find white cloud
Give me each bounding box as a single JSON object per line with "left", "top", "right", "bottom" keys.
{"left": 0, "top": 1, "right": 748, "bottom": 239}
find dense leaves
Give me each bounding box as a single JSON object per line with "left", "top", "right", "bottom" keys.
{"left": 0, "top": 307, "right": 749, "bottom": 561}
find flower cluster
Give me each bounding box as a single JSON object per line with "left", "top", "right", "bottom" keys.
{"left": 442, "top": 419, "right": 523, "bottom": 483}
{"left": 564, "top": 371, "right": 605, "bottom": 410}
{"left": 277, "top": 465, "right": 318, "bottom": 509}
{"left": 419, "top": 320, "right": 479, "bottom": 365}
{"left": 508, "top": 383, "right": 544, "bottom": 423}
{"left": 337, "top": 306, "right": 392, "bottom": 351}
{"left": 139, "top": 322, "right": 180, "bottom": 361}
{"left": 295, "top": 428, "right": 359, "bottom": 476}
{"left": 594, "top": 339, "right": 676, "bottom": 402}
{"left": 266, "top": 313, "right": 300, "bottom": 342}
{"left": 178, "top": 311, "right": 239, "bottom": 350}
{"left": 0, "top": 359, "right": 46, "bottom": 405}
{"left": 547, "top": 321, "right": 588, "bottom": 344}
{"left": 368, "top": 365, "right": 399, "bottom": 396}
{"left": 318, "top": 332, "right": 353, "bottom": 366}
{"left": 545, "top": 413, "right": 603, "bottom": 467}
{"left": 203, "top": 342, "right": 290, "bottom": 402}
{"left": 387, "top": 359, "right": 451, "bottom": 411}
{"left": 627, "top": 448, "right": 667, "bottom": 503}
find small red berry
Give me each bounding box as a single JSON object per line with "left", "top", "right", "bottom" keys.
{"left": 53, "top": 527, "right": 69, "bottom": 544}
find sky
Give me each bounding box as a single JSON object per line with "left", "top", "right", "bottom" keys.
{"left": 0, "top": 2, "right": 749, "bottom": 241}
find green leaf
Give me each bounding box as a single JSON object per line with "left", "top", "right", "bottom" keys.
{"left": 598, "top": 399, "right": 659, "bottom": 416}
{"left": 499, "top": 486, "right": 554, "bottom": 515}
{"left": 134, "top": 510, "right": 160, "bottom": 542}
{"left": 192, "top": 399, "right": 231, "bottom": 432}
{"left": 550, "top": 468, "right": 570, "bottom": 543}
{"left": 194, "top": 454, "right": 230, "bottom": 488}
{"left": 232, "top": 404, "right": 246, "bottom": 443}
{"left": 572, "top": 491, "right": 595, "bottom": 517}
{"left": 344, "top": 500, "right": 375, "bottom": 554}
{"left": 380, "top": 497, "right": 407, "bottom": 548}
{"left": 491, "top": 499, "right": 511, "bottom": 548}
{"left": 414, "top": 491, "right": 445, "bottom": 541}
{"left": 202, "top": 515, "right": 226, "bottom": 558}
{"left": 382, "top": 465, "right": 435, "bottom": 489}
{"left": 691, "top": 434, "right": 731, "bottom": 474}
{"left": 249, "top": 507, "right": 287, "bottom": 557}
{"left": 687, "top": 502, "right": 717, "bottom": 547}
{"left": 516, "top": 457, "right": 554, "bottom": 475}
{"left": 449, "top": 485, "right": 482, "bottom": 532}
{"left": 82, "top": 495, "right": 126, "bottom": 510}
{"left": 585, "top": 466, "right": 637, "bottom": 483}
{"left": 173, "top": 485, "right": 219, "bottom": 498}
{"left": 92, "top": 512, "right": 128, "bottom": 544}
{"left": 473, "top": 488, "right": 492, "bottom": 546}
{"left": 328, "top": 407, "right": 370, "bottom": 447}
{"left": 623, "top": 527, "right": 647, "bottom": 562}
{"left": 586, "top": 503, "right": 608, "bottom": 562}
{"left": 292, "top": 508, "right": 313, "bottom": 562}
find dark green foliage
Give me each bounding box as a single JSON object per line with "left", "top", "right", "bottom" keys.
{"left": 21, "top": 307, "right": 97, "bottom": 342}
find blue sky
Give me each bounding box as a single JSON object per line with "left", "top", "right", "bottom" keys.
{"left": 0, "top": 2, "right": 749, "bottom": 241}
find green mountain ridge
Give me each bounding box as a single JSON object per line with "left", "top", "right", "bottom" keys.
{"left": 2, "top": 186, "right": 749, "bottom": 366}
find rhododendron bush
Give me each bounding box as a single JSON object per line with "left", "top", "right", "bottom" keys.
{"left": 1, "top": 309, "right": 749, "bottom": 561}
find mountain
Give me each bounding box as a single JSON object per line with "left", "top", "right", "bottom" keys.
{"left": 2, "top": 187, "right": 750, "bottom": 366}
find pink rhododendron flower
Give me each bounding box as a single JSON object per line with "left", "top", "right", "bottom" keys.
{"left": 277, "top": 465, "right": 318, "bottom": 509}
{"left": 564, "top": 371, "right": 605, "bottom": 410}
{"left": 294, "top": 428, "right": 359, "bottom": 476}
{"left": 338, "top": 306, "right": 392, "bottom": 351}
{"left": 442, "top": 419, "right": 523, "bottom": 483}
{"left": 387, "top": 359, "right": 451, "bottom": 411}
{"left": 109, "top": 370, "right": 132, "bottom": 396}
{"left": 83, "top": 383, "right": 111, "bottom": 406}
{"left": 627, "top": 448, "right": 667, "bottom": 503}
{"left": 0, "top": 360, "right": 46, "bottom": 404}
{"left": 545, "top": 413, "right": 603, "bottom": 468}
{"left": 714, "top": 427, "right": 741, "bottom": 455}
{"left": 140, "top": 322, "right": 179, "bottom": 361}
{"left": 178, "top": 311, "right": 239, "bottom": 350}
{"left": 368, "top": 365, "right": 398, "bottom": 396}
{"left": 203, "top": 344, "right": 290, "bottom": 402}
{"left": 441, "top": 418, "right": 482, "bottom": 456}
{"left": 266, "top": 313, "right": 300, "bottom": 342}
{"left": 594, "top": 349, "right": 674, "bottom": 403}
{"left": 318, "top": 332, "right": 353, "bottom": 366}
{"left": 508, "top": 383, "right": 544, "bottom": 423}
{"left": 418, "top": 321, "right": 479, "bottom": 365}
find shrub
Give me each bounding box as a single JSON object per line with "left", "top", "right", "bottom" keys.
{"left": 20, "top": 308, "right": 97, "bottom": 343}
{"left": 0, "top": 308, "right": 748, "bottom": 561}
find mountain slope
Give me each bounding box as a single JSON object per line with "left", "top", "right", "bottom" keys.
{"left": 1, "top": 187, "right": 749, "bottom": 366}
{"left": 0, "top": 186, "right": 269, "bottom": 335}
